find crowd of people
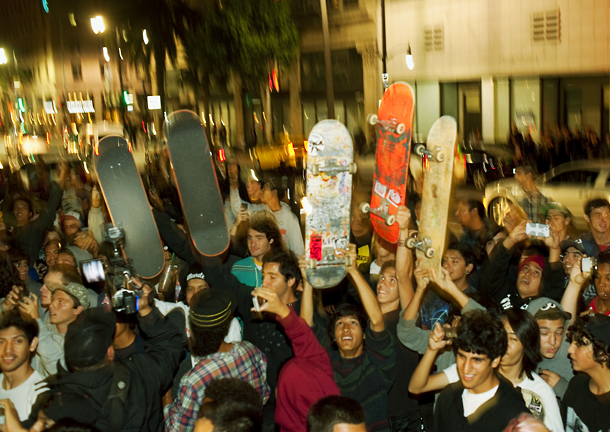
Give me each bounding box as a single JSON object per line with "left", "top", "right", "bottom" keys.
{"left": 0, "top": 151, "right": 607, "bottom": 432}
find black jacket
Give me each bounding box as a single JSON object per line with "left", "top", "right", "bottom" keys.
{"left": 25, "top": 307, "right": 186, "bottom": 431}
{"left": 434, "top": 375, "right": 527, "bottom": 432}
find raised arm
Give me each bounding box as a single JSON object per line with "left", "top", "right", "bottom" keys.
{"left": 396, "top": 205, "right": 415, "bottom": 309}
{"left": 298, "top": 255, "right": 315, "bottom": 327}
{"left": 408, "top": 323, "right": 451, "bottom": 394}
{"left": 401, "top": 257, "right": 430, "bottom": 321}
{"left": 343, "top": 244, "right": 384, "bottom": 332}
{"left": 561, "top": 262, "right": 590, "bottom": 326}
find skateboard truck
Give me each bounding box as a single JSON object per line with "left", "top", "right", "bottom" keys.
{"left": 414, "top": 144, "right": 446, "bottom": 162}
{"left": 406, "top": 236, "right": 435, "bottom": 258}
{"left": 359, "top": 202, "right": 396, "bottom": 226}
{"left": 312, "top": 158, "right": 357, "bottom": 176}
{"left": 309, "top": 247, "right": 353, "bottom": 269}
{"left": 367, "top": 114, "right": 406, "bottom": 134}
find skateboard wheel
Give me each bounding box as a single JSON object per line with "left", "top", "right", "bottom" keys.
{"left": 345, "top": 255, "right": 353, "bottom": 267}
{"left": 367, "top": 114, "right": 378, "bottom": 125}
{"left": 406, "top": 238, "right": 417, "bottom": 249}
{"left": 312, "top": 164, "right": 320, "bottom": 176}
{"left": 435, "top": 151, "right": 446, "bottom": 162}
{"left": 415, "top": 144, "right": 425, "bottom": 157}
{"left": 348, "top": 163, "right": 357, "bottom": 175}
{"left": 386, "top": 215, "right": 396, "bottom": 226}
{"left": 308, "top": 259, "right": 317, "bottom": 270}
{"left": 360, "top": 202, "right": 370, "bottom": 214}
{"left": 396, "top": 123, "right": 405, "bottom": 134}
{"left": 425, "top": 248, "right": 435, "bottom": 259}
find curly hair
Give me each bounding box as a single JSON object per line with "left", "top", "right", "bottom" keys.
{"left": 453, "top": 309, "right": 508, "bottom": 361}
{"left": 188, "top": 316, "right": 233, "bottom": 358}
{"left": 566, "top": 315, "right": 610, "bottom": 368}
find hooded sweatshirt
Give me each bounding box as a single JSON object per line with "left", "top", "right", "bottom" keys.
{"left": 525, "top": 297, "right": 574, "bottom": 399}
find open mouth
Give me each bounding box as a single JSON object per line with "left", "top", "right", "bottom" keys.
{"left": 341, "top": 335, "right": 353, "bottom": 341}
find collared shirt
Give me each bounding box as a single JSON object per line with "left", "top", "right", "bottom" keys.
{"left": 518, "top": 190, "right": 550, "bottom": 223}
{"left": 164, "top": 341, "right": 270, "bottom": 432}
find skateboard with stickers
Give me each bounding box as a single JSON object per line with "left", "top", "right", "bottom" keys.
{"left": 407, "top": 116, "right": 458, "bottom": 273}
{"left": 164, "top": 110, "right": 229, "bottom": 257}
{"left": 361, "top": 82, "right": 414, "bottom": 244}
{"left": 93, "top": 136, "right": 165, "bottom": 278}
{"left": 305, "top": 120, "right": 357, "bottom": 289}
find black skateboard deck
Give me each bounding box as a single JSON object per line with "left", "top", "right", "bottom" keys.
{"left": 93, "top": 136, "right": 164, "bottom": 278}
{"left": 165, "top": 110, "right": 229, "bottom": 256}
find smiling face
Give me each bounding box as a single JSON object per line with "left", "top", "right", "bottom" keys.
{"left": 0, "top": 326, "right": 37, "bottom": 374}
{"left": 537, "top": 318, "right": 565, "bottom": 359}
{"left": 594, "top": 263, "right": 610, "bottom": 305}
{"left": 334, "top": 316, "right": 364, "bottom": 359}
{"left": 44, "top": 242, "right": 61, "bottom": 267}
{"left": 562, "top": 247, "right": 584, "bottom": 275}
{"left": 13, "top": 260, "right": 28, "bottom": 282}
{"left": 247, "top": 228, "right": 271, "bottom": 261}
{"left": 12, "top": 200, "right": 31, "bottom": 227}
{"left": 517, "top": 261, "right": 543, "bottom": 298}
{"left": 376, "top": 266, "right": 398, "bottom": 305}
{"left": 585, "top": 206, "right": 610, "bottom": 236}
{"left": 456, "top": 348, "right": 501, "bottom": 394}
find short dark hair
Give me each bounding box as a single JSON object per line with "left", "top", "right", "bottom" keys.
{"left": 503, "top": 309, "right": 542, "bottom": 380}
{"left": 515, "top": 164, "right": 538, "bottom": 177}
{"left": 47, "top": 264, "right": 83, "bottom": 284}
{"left": 263, "top": 251, "right": 301, "bottom": 291}
{"left": 566, "top": 316, "right": 610, "bottom": 368}
{"left": 328, "top": 304, "right": 367, "bottom": 345}
{"left": 188, "top": 315, "right": 232, "bottom": 358}
{"left": 58, "top": 248, "right": 77, "bottom": 265}
{"left": 584, "top": 198, "right": 610, "bottom": 218}
{"left": 453, "top": 310, "right": 507, "bottom": 361}
{"left": 480, "top": 225, "right": 508, "bottom": 247}
{"left": 446, "top": 242, "right": 477, "bottom": 268}
{"left": 12, "top": 196, "right": 32, "bottom": 213}
{"left": 597, "top": 250, "right": 610, "bottom": 266}
{"left": 465, "top": 199, "right": 486, "bottom": 220}
{"left": 448, "top": 291, "right": 501, "bottom": 320}
{"left": 10, "top": 248, "right": 30, "bottom": 266}
{"left": 379, "top": 260, "right": 396, "bottom": 275}
{"left": 198, "top": 378, "right": 263, "bottom": 432}
{"left": 307, "top": 395, "right": 365, "bottom": 432}
{"left": 250, "top": 217, "right": 283, "bottom": 253}
{"left": 0, "top": 312, "right": 39, "bottom": 344}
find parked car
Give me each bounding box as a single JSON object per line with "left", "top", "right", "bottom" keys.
{"left": 484, "top": 160, "right": 610, "bottom": 231}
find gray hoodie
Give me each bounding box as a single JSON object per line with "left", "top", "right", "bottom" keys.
{"left": 525, "top": 297, "right": 574, "bottom": 399}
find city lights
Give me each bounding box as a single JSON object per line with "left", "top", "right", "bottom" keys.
{"left": 91, "top": 16, "right": 105, "bottom": 34}
{"left": 0, "top": 48, "right": 7, "bottom": 65}
{"left": 406, "top": 44, "right": 414, "bottom": 70}
{"left": 103, "top": 47, "right": 110, "bottom": 62}
{"left": 143, "top": 29, "right": 149, "bottom": 45}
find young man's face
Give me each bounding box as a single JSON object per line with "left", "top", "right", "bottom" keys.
{"left": 0, "top": 326, "right": 37, "bottom": 373}
{"left": 567, "top": 337, "right": 599, "bottom": 374}
{"left": 62, "top": 219, "right": 81, "bottom": 236}
{"left": 246, "top": 178, "right": 262, "bottom": 201}
{"left": 456, "top": 348, "right": 501, "bottom": 394}
{"left": 513, "top": 168, "right": 527, "bottom": 186}
{"left": 12, "top": 200, "right": 31, "bottom": 226}
{"left": 442, "top": 250, "right": 472, "bottom": 283}
{"left": 545, "top": 209, "right": 570, "bottom": 233}
{"left": 538, "top": 318, "right": 565, "bottom": 359}
{"left": 517, "top": 262, "right": 543, "bottom": 298}
{"left": 57, "top": 253, "right": 76, "bottom": 267}
{"left": 455, "top": 201, "right": 473, "bottom": 228}
{"left": 334, "top": 315, "right": 364, "bottom": 359}
{"left": 41, "top": 271, "right": 63, "bottom": 307}
{"left": 261, "top": 183, "right": 276, "bottom": 204}
{"left": 501, "top": 319, "right": 524, "bottom": 369}
{"left": 44, "top": 242, "right": 61, "bottom": 267}
{"left": 49, "top": 290, "right": 82, "bottom": 327}
{"left": 585, "top": 206, "right": 610, "bottom": 235}
{"left": 247, "top": 228, "right": 271, "bottom": 261}
{"left": 186, "top": 278, "right": 210, "bottom": 306}
{"left": 562, "top": 247, "right": 583, "bottom": 275}
{"left": 262, "top": 262, "right": 294, "bottom": 299}
{"left": 13, "top": 260, "right": 28, "bottom": 282}
{"left": 376, "top": 266, "right": 398, "bottom": 305}
{"left": 594, "top": 263, "right": 610, "bottom": 303}
{"left": 485, "top": 232, "right": 507, "bottom": 256}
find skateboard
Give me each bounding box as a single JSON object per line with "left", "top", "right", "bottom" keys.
{"left": 305, "top": 120, "right": 356, "bottom": 289}
{"left": 93, "top": 136, "right": 165, "bottom": 278}
{"left": 164, "top": 110, "right": 229, "bottom": 257}
{"left": 407, "top": 116, "right": 457, "bottom": 273}
{"left": 362, "top": 82, "right": 414, "bottom": 244}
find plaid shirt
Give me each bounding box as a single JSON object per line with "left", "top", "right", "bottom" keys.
{"left": 164, "top": 341, "right": 270, "bottom": 432}
{"left": 518, "top": 189, "right": 549, "bottom": 223}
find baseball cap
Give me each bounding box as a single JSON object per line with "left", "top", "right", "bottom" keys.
{"left": 189, "top": 288, "right": 237, "bottom": 329}
{"left": 583, "top": 314, "right": 610, "bottom": 346}
{"left": 186, "top": 263, "right": 206, "bottom": 282}
{"left": 64, "top": 308, "right": 117, "bottom": 370}
{"left": 60, "top": 211, "right": 83, "bottom": 226}
{"left": 532, "top": 300, "right": 572, "bottom": 322}
{"left": 519, "top": 255, "right": 545, "bottom": 273}
{"left": 51, "top": 282, "right": 91, "bottom": 309}
{"left": 560, "top": 238, "right": 586, "bottom": 255}
{"left": 541, "top": 202, "right": 570, "bottom": 219}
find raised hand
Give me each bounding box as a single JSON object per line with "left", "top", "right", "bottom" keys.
{"left": 251, "top": 287, "right": 290, "bottom": 319}
{"left": 428, "top": 322, "right": 451, "bottom": 351}
{"left": 396, "top": 205, "right": 411, "bottom": 232}
{"left": 413, "top": 257, "right": 431, "bottom": 291}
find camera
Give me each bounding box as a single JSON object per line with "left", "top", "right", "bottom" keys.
{"left": 102, "top": 222, "right": 142, "bottom": 314}
{"left": 582, "top": 257, "right": 597, "bottom": 273}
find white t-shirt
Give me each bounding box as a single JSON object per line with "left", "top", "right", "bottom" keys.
{"left": 462, "top": 385, "right": 499, "bottom": 417}
{"left": 443, "top": 364, "right": 564, "bottom": 431}
{"left": 0, "top": 370, "right": 46, "bottom": 422}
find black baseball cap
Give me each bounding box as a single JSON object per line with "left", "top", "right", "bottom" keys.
{"left": 65, "top": 308, "right": 116, "bottom": 370}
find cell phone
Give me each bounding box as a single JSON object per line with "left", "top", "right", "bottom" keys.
{"left": 525, "top": 223, "right": 549, "bottom": 238}
{"left": 443, "top": 327, "right": 457, "bottom": 339}
{"left": 18, "top": 287, "right": 30, "bottom": 303}
{"left": 81, "top": 258, "right": 106, "bottom": 283}
{"left": 252, "top": 296, "right": 265, "bottom": 312}
{"left": 241, "top": 203, "right": 248, "bottom": 211}
{"left": 582, "top": 257, "right": 597, "bottom": 273}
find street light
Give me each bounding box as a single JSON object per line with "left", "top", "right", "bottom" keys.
{"left": 143, "top": 29, "right": 149, "bottom": 45}
{"left": 91, "top": 16, "right": 105, "bottom": 34}
{"left": 0, "top": 48, "right": 7, "bottom": 65}
{"left": 103, "top": 47, "right": 110, "bottom": 62}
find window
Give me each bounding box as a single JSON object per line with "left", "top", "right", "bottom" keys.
{"left": 72, "top": 59, "right": 82, "bottom": 81}
{"left": 546, "top": 170, "right": 599, "bottom": 185}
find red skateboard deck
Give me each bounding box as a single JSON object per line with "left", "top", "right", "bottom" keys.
{"left": 363, "top": 82, "right": 414, "bottom": 244}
